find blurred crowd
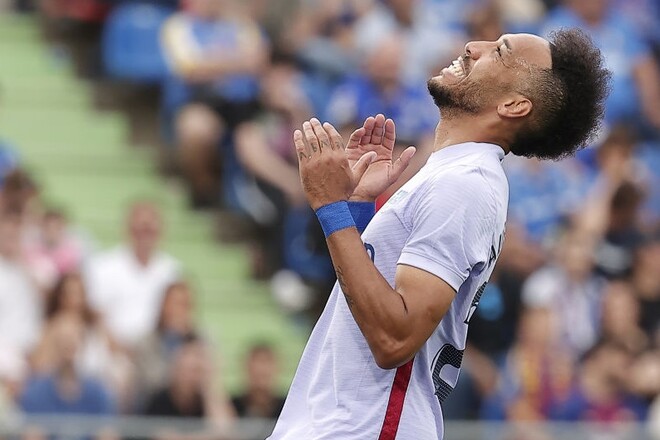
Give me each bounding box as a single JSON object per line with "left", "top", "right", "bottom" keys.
{"left": 0, "top": 170, "right": 286, "bottom": 436}
{"left": 1, "top": 0, "right": 660, "bottom": 436}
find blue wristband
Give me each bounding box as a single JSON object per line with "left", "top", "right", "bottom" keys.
{"left": 348, "top": 201, "right": 375, "bottom": 233}
{"left": 315, "top": 201, "right": 356, "bottom": 238}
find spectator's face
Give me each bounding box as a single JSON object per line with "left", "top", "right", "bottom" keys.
{"left": 428, "top": 33, "right": 551, "bottom": 117}
{"left": 557, "top": 231, "right": 595, "bottom": 280}
{"left": 518, "top": 308, "right": 558, "bottom": 349}
{"left": 51, "top": 316, "right": 84, "bottom": 368}
{"left": 247, "top": 349, "right": 278, "bottom": 392}
{"left": 0, "top": 214, "right": 22, "bottom": 259}
{"left": 172, "top": 343, "right": 209, "bottom": 391}
{"left": 42, "top": 213, "right": 66, "bottom": 247}
{"left": 602, "top": 282, "right": 639, "bottom": 331}
{"left": 127, "top": 204, "right": 162, "bottom": 255}
{"left": 161, "top": 285, "right": 194, "bottom": 332}
{"left": 365, "top": 37, "right": 404, "bottom": 89}
{"left": 188, "top": 0, "right": 226, "bottom": 19}
{"left": 387, "top": 0, "right": 417, "bottom": 25}
{"left": 61, "top": 276, "right": 86, "bottom": 314}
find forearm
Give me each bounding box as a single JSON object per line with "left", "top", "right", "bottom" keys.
{"left": 326, "top": 226, "right": 412, "bottom": 367}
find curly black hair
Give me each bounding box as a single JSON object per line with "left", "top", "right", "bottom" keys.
{"left": 510, "top": 29, "right": 611, "bottom": 160}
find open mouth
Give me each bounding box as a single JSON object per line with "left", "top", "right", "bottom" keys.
{"left": 444, "top": 56, "right": 468, "bottom": 79}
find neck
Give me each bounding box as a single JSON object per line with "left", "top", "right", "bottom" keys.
{"left": 433, "top": 114, "right": 510, "bottom": 154}
{"left": 133, "top": 247, "right": 152, "bottom": 266}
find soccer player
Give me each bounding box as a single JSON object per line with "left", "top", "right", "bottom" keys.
{"left": 269, "top": 30, "right": 610, "bottom": 439}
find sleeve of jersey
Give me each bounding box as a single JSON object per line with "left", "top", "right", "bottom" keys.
{"left": 397, "top": 168, "right": 495, "bottom": 292}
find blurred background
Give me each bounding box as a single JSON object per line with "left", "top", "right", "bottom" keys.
{"left": 0, "top": 0, "right": 658, "bottom": 439}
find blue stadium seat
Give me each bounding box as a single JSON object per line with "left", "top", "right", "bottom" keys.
{"left": 101, "top": 3, "right": 175, "bottom": 83}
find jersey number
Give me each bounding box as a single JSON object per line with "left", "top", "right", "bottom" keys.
{"left": 430, "top": 344, "right": 464, "bottom": 404}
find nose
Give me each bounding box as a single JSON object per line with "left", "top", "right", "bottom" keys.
{"left": 464, "top": 40, "right": 495, "bottom": 60}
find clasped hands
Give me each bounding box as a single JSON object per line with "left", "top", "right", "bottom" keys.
{"left": 294, "top": 114, "right": 417, "bottom": 210}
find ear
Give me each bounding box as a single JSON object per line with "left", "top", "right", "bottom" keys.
{"left": 497, "top": 95, "right": 532, "bottom": 119}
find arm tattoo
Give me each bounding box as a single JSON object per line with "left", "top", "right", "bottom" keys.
{"left": 336, "top": 266, "right": 355, "bottom": 308}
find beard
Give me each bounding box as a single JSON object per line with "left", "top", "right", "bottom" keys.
{"left": 427, "top": 76, "right": 486, "bottom": 118}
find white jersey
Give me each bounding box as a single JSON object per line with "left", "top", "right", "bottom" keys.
{"left": 269, "top": 142, "right": 509, "bottom": 440}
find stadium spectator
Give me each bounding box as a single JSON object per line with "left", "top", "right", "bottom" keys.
{"left": 23, "top": 208, "right": 85, "bottom": 278}
{"left": 231, "top": 342, "right": 285, "bottom": 419}
{"left": 160, "top": 0, "right": 268, "bottom": 208}
{"left": 354, "top": 0, "right": 462, "bottom": 85}
{"left": 31, "top": 273, "right": 133, "bottom": 410}
{"left": 234, "top": 54, "right": 312, "bottom": 277}
{"left": 541, "top": 0, "right": 660, "bottom": 130}
{"left": 143, "top": 336, "right": 235, "bottom": 425}
{"left": 547, "top": 341, "right": 647, "bottom": 423}
{"left": 0, "top": 209, "right": 42, "bottom": 361}
{"left": 85, "top": 201, "right": 181, "bottom": 349}
{"left": 19, "top": 314, "right": 116, "bottom": 416}
{"left": 481, "top": 307, "right": 575, "bottom": 421}
{"left": 522, "top": 225, "right": 605, "bottom": 356}
{"left": 325, "top": 33, "right": 436, "bottom": 204}
{"left": 504, "top": 155, "right": 589, "bottom": 244}
{"left": 600, "top": 281, "right": 649, "bottom": 354}
{"left": 134, "top": 280, "right": 200, "bottom": 403}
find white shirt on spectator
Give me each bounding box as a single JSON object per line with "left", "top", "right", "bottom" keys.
{"left": 522, "top": 266, "right": 604, "bottom": 356}
{"left": 0, "top": 257, "right": 41, "bottom": 358}
{"left": 85, "top": 246, "right": 180, "bottom": 348}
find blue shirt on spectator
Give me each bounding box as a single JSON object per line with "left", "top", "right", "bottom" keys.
{"left": 505, "top": 156, "right": 590, "bottom": 243}
{"left": 541, "top": 7, "right": 652, "bottom": 126}
{"left": 162, "top": 16, "right": 262, "bottom": 112}
{"left": 325, "top": 75, "right": 438, "bottom": 144}
{"left": 20, "top": 374, "right": 115, "bottom": 415}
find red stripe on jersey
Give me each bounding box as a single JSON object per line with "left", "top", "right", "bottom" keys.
{"left": 378, "top": 358, "right": 415, "bottom": 440}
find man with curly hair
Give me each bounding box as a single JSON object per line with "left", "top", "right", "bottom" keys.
{"left": 269, "top": 29, "right": 610, "bottom": 440}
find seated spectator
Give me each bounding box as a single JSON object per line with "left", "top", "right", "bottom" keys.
{"left": 85, "top": 201, "right": 181, "bottom": 349}
{"left": 31, "top": 273, "right": 133, "bottom": 410}
{"left": 325, "top": 33, "right": 436, "bottom": 203}
{"left": 0, "top": 209, "right": 42, "bottom": 361}
{"left": 231, "top": 342, "right": 285, "bottom": 419}
{"left": 354, "top": 0, "right": 462, "bottom": 86}
{"left": 160, "top": 0, "right": 268, "bottom": 207}
{"left": 600, "top": 281, "right": 649, "bottom": 354}
{"left": 481, "top": 307, "right": 575, "bottom": 421}
{"left": 522, "top": 225, "right": 605, "bottom": 356}
{"left": 234, "top": 54, "right": 311, "bottom": 277}
{"left": 548, "top": 341, "right": 647, "bottom": 423}
{"left": 541, "top": 0, "right": 660, "bottom": 130}
{"left": 23, "top": 208, "right": 85, "bottom": 278}
{"left": 19, "top": 314, "right": 116, "bottom": 416}
{"left": 144, "top": 336, "right": 234, "bottom": 426}
{"left": 504, "top": 155, "right": 590, "bottom": 245}
{"left": 135, "top": 280, "right": 200, "bottom": 402}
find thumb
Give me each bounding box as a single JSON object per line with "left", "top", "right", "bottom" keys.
{"left": 352, "top": 151, "right": 377, "bottom": 182}
{"left": 390, "top": 146, "right": 417, "bottom": 183}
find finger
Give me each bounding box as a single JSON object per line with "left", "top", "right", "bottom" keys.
{"left": 310, "top": 118, "right": 331, "bottom": 152}
{"left": 370, "top": 114, "right": 386, "bottom": 145}
{"left": 352, "top": 151, "right": 377, "bottom": 183}
{"left": 348, "top": 127, "right": 366, "bottom": 150}
{"left": 361, "top": 116, "right": 375, "bottom": 144}
{"left": 390, "top": 146, "right": 417, "bottom": 183}
{"left": 302, "top": 121, "right": 320, "bottom": 155}
{"left": 323, "top": 122, "right": 344, "bottom": 150}
{"left": 294, "top": 130, "right": 309, "bottom": 163}
{"left": 383, "top": 118, "right": 396, "bottom": 151}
